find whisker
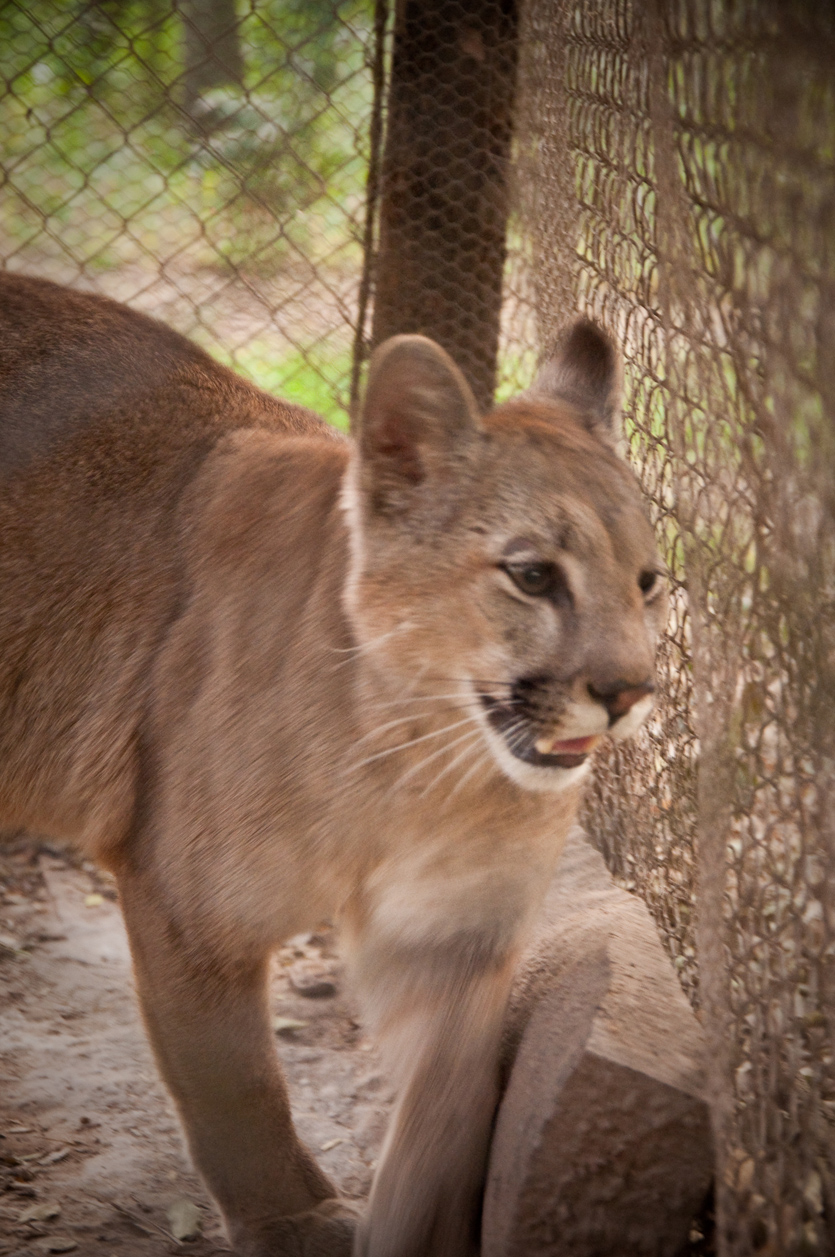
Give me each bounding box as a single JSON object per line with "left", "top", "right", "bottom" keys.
{"left": 505, "top": 719, "right": 531, "bottom": 755}
{"left": 327, "top": 629, "right": 396, "bottom": 658}
{"left": 348, "top": 715, "right": 483, "bottom": 772}
{"left": 327, "top": 625, "right": 418, "bottom": 672}
{"left": 420, "top": 733, "right": 485, "bottom": 798}
{"left": 447, "top": 748, "right": 492, "bottom": 800}
{"left": 391, "top": 727, "right": 484, "bottom": 795}
{"left": 354, "top": 712, "right": 439, "bottom": 748}
{"left": 493, "top": 719, "right": 531, "bottom": 761}
{"left": 356, "top": 698, "right": 486, "bottom": 748}
{"left": 368, "top": 692, "right": 480, "bottom": 711}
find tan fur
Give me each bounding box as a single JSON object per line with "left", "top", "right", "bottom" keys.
{"left": 0, "top": 276, "right": 666, "bottom": 1257}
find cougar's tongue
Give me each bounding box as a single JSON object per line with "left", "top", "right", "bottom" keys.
{"left": 534, "top": 733, "right": 601, "bottom": 757}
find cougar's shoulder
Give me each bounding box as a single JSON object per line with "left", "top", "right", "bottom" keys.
{"left": 0, "top": 276, "right": 343, "bottom": 857}
{"left": 0, "top": 272, "right": 332, "bottom": 481}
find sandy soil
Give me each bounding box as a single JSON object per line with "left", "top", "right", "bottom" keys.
{"left": 0, "top": 836, "right": 392, "bottom": 1257}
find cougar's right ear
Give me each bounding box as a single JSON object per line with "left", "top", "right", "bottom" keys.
{"left": 356, "top": 335, "right": 481, "bottom": 515}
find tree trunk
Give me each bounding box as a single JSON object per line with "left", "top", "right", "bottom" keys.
{"left": 371, "top": 0, "right": 519, "bottom": 413}
{"left": 181, "top": 0, "right": 243, "bottom": 127}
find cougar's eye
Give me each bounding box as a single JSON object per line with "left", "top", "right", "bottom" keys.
{"left": 504, "top": 561, "right": 568, "bottom": 602}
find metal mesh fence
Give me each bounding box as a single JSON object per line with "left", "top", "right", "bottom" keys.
{"left": 0, "top": 0, "right": 533, "bottom": 418}
{"left": 0, "top": 0, "right": 381, "bottom": 426}
{"left": 366, "top": 0, "right": 524, "bottom": 414}
{"left": 2, "top": 1, "right": 834, "bottom": 1253}
{"left": 511, "top": 1, "right": 835, "bottom": 1251}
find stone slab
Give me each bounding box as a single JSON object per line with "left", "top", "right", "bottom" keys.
{"left": 482, "top": 828, "right": 713, "bottom": 1257}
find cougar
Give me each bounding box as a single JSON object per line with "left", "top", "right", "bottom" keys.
{"left": 0, "top": 273, "right": 667, "bottom": 1257}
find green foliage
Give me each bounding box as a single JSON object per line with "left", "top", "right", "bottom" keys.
{"left": 223, "top": 338, "right": 352, "bottom": 429}
{"left": 0, "top": 0, "right": 373, "bottom": 414}
{"left": 0, "top": 0, "right": 373, "bottom": 259}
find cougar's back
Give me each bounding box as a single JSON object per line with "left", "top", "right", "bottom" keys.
{"left": 0, "top": 274, "right": 326, "bottom": 479}
{"left": 0, "top": 274, "right": 328, "bottom": 854}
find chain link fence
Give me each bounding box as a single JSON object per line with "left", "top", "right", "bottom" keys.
{"left": 512, "top": 1, "right": 834, "bottom": 1252}
{"left": 0, "top": 0, "right": 381, "bottom": 426}
{"left": 2, "top": 2, "right": 833, "bottom": 1254}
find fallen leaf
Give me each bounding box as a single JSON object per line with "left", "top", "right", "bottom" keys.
{"left": 166, "top": 1197, "right": 202, "bottom": 1241}
{"left": 273, "top": 1016, "right": 308, "bottom": 1034}
{"left": 19, "top": 1201, "right": 61, "bottom": 1223}
{"left": 8, "top": 1126, "right": 33, "bottom": 1134}
{"left": 40, "top": 1148, "right": 69, "bottom": 1165}
{"left": 32, "top": 1237, "right": 77, "bottom": 1253}
{"left": 84, "top": 893, "right": 104, "bottom": 908}
{"left": 320, "top": 1138, "right": 344, "bottom": 1152}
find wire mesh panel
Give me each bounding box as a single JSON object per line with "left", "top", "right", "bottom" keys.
{"left": 0, "top": 0, "right": 380, "bottom": 425}
{"left": 514, "top": 0, "right": 835, "bottom": 1252}
{"left": 3, "top": 2, "right": 834, "bottom": 1253}
{"left": 368, "top": 0, "right": 520, "bottom": 415}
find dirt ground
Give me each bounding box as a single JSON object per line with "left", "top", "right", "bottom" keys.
{"left": 0, "top": 835, "right": 392, "bottom": 1257}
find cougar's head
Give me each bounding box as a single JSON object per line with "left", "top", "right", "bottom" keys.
{"left": 342, "top": 322, "right": 668, "bottom": 794}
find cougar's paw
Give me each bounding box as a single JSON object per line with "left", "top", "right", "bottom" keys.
{"left": 292, "top": 1198, "right": 362, "bottom": 1256}
{"left": 236, "top": 1198, "right": 362, "bottom": 1257}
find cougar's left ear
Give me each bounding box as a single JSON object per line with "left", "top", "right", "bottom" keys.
{"left": 357, "top": 334, "right": 482, "bottom": 515}
{"left": 528, "top": 319, "right": 622, "bottom": 443}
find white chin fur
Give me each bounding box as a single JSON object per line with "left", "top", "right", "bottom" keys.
{"left": 610, "top": 693, "right": 655, "bottom": 740}
{"left": 476, "top": 692, "right": 654, "bottom": 794}
{"left": 480, "top": 719, "right": 593, "bottom": 794}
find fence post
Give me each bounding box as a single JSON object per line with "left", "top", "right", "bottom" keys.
{"left": 370, "top": 0, "right": 519, "bottom": 412}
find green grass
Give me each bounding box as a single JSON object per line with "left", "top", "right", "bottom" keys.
{"left": 224, "top": 340, "right": 352, "bottom": 430}
{"left": 0, "top": 2, "right": 372, "bottom": 435}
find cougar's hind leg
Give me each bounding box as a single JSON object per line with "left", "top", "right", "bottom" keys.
{"left": 352, "top": 929, "right": 518, "bottom": 1257}
{"left": 117, "top": 864, "right": 356, "bottom": 1257}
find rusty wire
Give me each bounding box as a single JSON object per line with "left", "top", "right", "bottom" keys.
{"left": 2, "top": 2, "right": 833, "bottom": 1253}
{"left": 0, "top": 0, "right": 381, "bottom": 427}
{"left": 512, "top": 1, "right": 835, "bottom": 1252}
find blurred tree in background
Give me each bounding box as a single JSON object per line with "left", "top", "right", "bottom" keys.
{"left": 181, "top": 0, "right": 244, "bottom": 129}
{"left": 0, "top": 0, "right": 375, "bottom": 421}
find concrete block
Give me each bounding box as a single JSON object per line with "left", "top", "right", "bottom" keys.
{"left": 482, "top": 828, "right": 713, "bottom": 1257}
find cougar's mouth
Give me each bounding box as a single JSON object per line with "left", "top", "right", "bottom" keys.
{"left": 479, "top": 695, "right": 601, "bottom": 769}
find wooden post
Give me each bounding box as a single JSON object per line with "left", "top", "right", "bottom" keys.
{"left": 371, "top": 0, "right": 519, "bottom": 413}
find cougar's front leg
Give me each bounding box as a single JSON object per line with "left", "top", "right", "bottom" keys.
{"left": 353, "top": 929, "right": 518, "bottom": 1257}
{"left": 118, "top": 867, "right": 353, "bottom": 1257}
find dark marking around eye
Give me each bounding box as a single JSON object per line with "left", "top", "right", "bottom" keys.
{"left": 639, "top": 570, "right": 658, "bottom": 595}
{"left": 503, "top": 561, "right": 572, "bottom": 607}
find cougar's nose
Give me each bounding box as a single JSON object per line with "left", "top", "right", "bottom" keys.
{"left": 588, "top": 679, "right": 655, "bottom": 726}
